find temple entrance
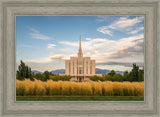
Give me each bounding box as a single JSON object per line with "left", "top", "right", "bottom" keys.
{"left": 77, "top": 77, "right": 84, "bottom": 82}
{"left": 79, "top": 77, "right": 82, "bottom": 82}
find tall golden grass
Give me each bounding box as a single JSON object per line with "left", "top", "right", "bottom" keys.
{"left": 16, "top": 79, "right": 144, "bottom": 96}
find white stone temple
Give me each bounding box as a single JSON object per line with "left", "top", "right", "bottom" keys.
{"left": 60, "top": 35, "right": 102, "bottom": 82}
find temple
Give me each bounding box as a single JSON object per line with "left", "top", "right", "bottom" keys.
{"left": 60, "top": 35, "right": 102, "bottom": 82}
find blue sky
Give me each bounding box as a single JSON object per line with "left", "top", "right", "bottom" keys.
{"left": 16, "top": 16, "right": 144, "bottom": 72}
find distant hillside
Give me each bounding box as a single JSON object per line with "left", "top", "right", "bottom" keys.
{"left": 95, "top": 68, "right": 110, "bottom": 75}
{"left": 51, "top": 69, "right": 65, "bottom": 75}
{"left": 32, "top": 68, "right": 124, "bottom": 75}
{"left": 32, "top": 70, "right": 42, "bottom": 74}
{"left": 115, "top": 71, "right": 125, "bottom": 75}
{"left": 95, "top": 68, "right": 124, "bottom": 75}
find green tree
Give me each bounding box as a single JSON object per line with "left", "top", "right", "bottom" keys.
{"left": 112, "top": 74, "right": 123, "bottom": 81}
{"left": 108, "top": 70, "right": 116, "bottom": 76}
{"left": 128, "top": 64, "right": 144, "bottom": 82}
{"left": 49, "top": 75, "right": 71, "bottom": 81}
{"left": 60, "top": 75, "right": 71, "bottom": 81}
{"left": 138, "top": 69, "right": 144, "bottom": 81}
{"left": 104, "top": 75, "right": 112, "bottom": 81}
{"left": 33, "top": 73, "right": 45, "bottom": 81}
{"left": 49, "top": 72, "right": 53, "bottom": 75}
{"left": 123, "top": 71, "right": 130, "bottom": 81}
{"left": 16, "top": 60, "right": 33, "bottom": 80}
{"left": 90, "top": 75, "right": 101, "bottom": 81}
{"left": 29, "top": 67, "right": 34, "bottom": 80}
{"left": 44, "top": 71, "right": 50, "bottom": 81}
{"left": 130, "top": 64, "right": 139, "bottom": 81}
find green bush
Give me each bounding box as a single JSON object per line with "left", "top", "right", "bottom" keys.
{"left": 49, "top": 75, "right": 71, "bottom": 81}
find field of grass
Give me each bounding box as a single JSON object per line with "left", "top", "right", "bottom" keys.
{"left": 16, "top": 79, "right": 144, "bottom": 97}
{"left": 16, "top": 96, "right": 144, "bottom": 101}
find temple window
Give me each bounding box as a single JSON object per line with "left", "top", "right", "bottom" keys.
{"left": 79, "top": 70, "right": 81, "bottom": 74}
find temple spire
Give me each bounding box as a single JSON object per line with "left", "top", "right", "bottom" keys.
{"left": 79, "top": 35, "right": 81, "bottom": 51}
{"left": 78, "top": 35, "right": 83, "bottom": 58}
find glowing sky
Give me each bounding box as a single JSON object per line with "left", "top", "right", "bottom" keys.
{"left": 16, "top": 16, "right": 144, "bottom": 72}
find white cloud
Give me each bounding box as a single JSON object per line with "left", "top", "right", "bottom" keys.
{"left": 59, "top": 34, "right": 144, "bottom": 66}
{"left": 48, "top": 44, "right": 56, "bottom": 49}
{"left": 120, "top": 34, "right": 143, "bottom": 42}
{"left": 97, "top": 16, "right": 144, "bottom": 36}
{"left": 59, "top": 41, "right": 78, "bottom": 47}
{"left": 18, "top": 54, "right": 68, "bottom": 72}
{"left": 30, "top": 33, "right": 51, "bottom": 40}
{"left": 86, "top": 38, "right": 92, "bottom": 41}
{"left": 27, "top": 26, "right": 40, "bottom": 33}
{"left": 109, "top": 16, "right": 143, "bottom": 29}
{"left": 27, "top": 26, "right": 52, "bottom": 40}
{"left": 97, "top": 27, "right": 113, "bottom": 36}
{"left": 22, "top": 54, "right": 67, "bottom": 64}
{"left": 50, "top": 54, "right": 67, "bottom": 60}
{"left": 19, "top": 34, "right": 144, "bottom": 72}
{"left": 128, "top": 27, "right": 144, "bottom": 34}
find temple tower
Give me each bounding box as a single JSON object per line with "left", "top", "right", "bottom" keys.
{"left": 60, "top": 35, "right": 102, "bottom": 82}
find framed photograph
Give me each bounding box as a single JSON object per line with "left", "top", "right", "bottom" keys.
{"left": 16, "top": 15, "right": 145, "bottom": 102}
{"left": 0, "top": 0, "right": 159, "bottom": 117}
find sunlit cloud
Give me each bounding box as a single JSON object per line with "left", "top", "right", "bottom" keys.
{"left": 128, "top": 27, "right": 144, "bottom": 34}
{"left": 18, "top": 54, "right": 68, "bottom": 72}
{"left": 59, "top": 34, "right": 144, "bottom": 66}
{"left": 19, "top": 33, "right": 144, "bottom": 72}
{"left": 97, "top": 16, "right": 144, "bottom": 36}
{"left": 97, "top": 27, "right": 113, "bottom": 36}
{"left": 48, "top": 44, "right": 56, "bottom": 49}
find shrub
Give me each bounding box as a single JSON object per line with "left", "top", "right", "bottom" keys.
{"left": 49, "top": 75, "right": 71, "bottom": 81}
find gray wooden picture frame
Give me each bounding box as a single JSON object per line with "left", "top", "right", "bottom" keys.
{"left": 0, "top": 0, "right": 159, "bottom": 117}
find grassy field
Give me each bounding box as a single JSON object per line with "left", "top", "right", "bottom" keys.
{"left": 16, "top": 96, "right": 144, "bottom": 101}
{"left": 16, "top": 79, "right": 144, "bottom": 97}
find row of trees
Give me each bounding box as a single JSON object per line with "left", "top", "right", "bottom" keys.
{"left": 90, "top": 64, "right": 144, "bottom": 82}
{"left": 16, "top": 61, "right": 71, "bottom": 81}
{"left": 16, "top": 61, "right": 144, "bottom": 82}
{"left": 32, "top": 71, "right": 51, "bottom": 81}
{"left": 16, "top": 61, "right": 50, "bottom": 81}
{"left": 33, "top": 72, "right": 71, "bottom": 81}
